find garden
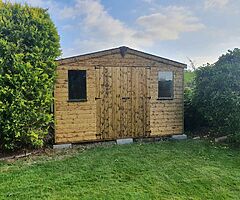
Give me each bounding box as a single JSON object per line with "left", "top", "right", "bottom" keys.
{"left": 0, "top": 1, "right": 240, "bottom": 199}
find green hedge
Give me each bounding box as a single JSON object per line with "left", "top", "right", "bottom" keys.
{"left": 0, "top": 2, "right": 61, "bottom": 150}
{"left": 192, "top": 49, "right": 240, "bottom": 139}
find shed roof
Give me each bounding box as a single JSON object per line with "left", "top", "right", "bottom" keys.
{"left": 57, "top": 46, "right": 187, "bottom": 68}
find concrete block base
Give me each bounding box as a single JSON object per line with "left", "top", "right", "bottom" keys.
{"left": 116, "top": 138, "right": 133, "bottom": 145}
{"left": 171, "top": 134, "right": 187, "bottom": 140}
{"left": 53, "top": 143, "right": 72, "bottom": 149}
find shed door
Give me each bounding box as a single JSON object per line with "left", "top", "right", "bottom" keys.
{"left": 95, "top": 66, "right": 150, "bottom": 140}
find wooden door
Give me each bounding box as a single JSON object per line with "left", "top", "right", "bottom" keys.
{"left": 95, "top": 66, "right": 150, "bottom": 140}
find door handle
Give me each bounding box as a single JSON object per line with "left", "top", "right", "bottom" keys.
{"left": 122, "top": 97, "right": 130, "bottom": 100}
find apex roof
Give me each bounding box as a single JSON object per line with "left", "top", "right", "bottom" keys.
{"left": 57, "top": 46, "right": 187, "bottom": 68}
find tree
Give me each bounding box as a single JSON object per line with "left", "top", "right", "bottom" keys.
{"left": 193, "top": 49, "right": 240, "bottom": 139}
{"left": 0, "top": 1, "right": 61, "bottom": 150}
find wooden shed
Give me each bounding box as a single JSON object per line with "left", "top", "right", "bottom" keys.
{"left": 54, "top": 46, "right": 186, "bottom": 144}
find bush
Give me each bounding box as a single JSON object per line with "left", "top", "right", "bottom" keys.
{"left": 0, "top": 2, "right": 61, "bottom": 150}
{"left": 193, "top": 49, "right": 240, "bottom": 138}
{"left": 184, "top": 83, "right": 208, "bottom": 135}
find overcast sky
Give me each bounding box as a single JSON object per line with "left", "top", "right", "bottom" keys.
{"left": 6, "top": 0, "right": 240, "bottom": 67}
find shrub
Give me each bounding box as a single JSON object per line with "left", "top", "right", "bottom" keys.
{"left": 0, "top": 2, "right": 61, "bottom": 150}
{"left": 184, "top": 83, "right": 207, "bottom": 134}
{"left": 193, "top": 49, "right": 240, "bottom": 138}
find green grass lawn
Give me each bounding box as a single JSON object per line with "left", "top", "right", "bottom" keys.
{"left": 1, "top": 140, "right": 240, "bottom": 200}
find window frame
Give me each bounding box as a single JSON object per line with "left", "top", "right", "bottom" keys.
{"left": 68, "top": 70, "right": 87, "bottom": 102}
{"left": 157, "top": 71, "right": 174, "bottom": 100}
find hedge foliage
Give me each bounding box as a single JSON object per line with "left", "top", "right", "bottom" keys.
{"left": 0, "top": 2, "right": 61, "bottom": 150}
{"left": 184, "top": 87, "right": 207, "bottom": 133}
{"left": 188, "top": 49, "right": 240, "bottom": 139}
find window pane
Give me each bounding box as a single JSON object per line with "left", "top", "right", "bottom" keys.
{"left": 158, "top": 71, "right": 173, "bottom": 98}
{"left": 68, "top": 70, "right": 87, "bottom": 100}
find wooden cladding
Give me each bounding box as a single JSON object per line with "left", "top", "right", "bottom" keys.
{"left": 54, "top": 50, "right": 184, "bottom": 144}
{"left": 95, "top": 66, "right": 150, "bottom": 140}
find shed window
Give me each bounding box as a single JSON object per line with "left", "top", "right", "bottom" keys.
{"left": 68, "top": 70, "right": 87, "bottom": 101}
{"left": 158, "top": 71, "right": 173, "bottom": 99}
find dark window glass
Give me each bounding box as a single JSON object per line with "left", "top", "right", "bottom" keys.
{"left": 158, "top": 71, "right": 173, "bottom": 99}
{"left": 68, "top": 70, "right": 87, "bottom": 101}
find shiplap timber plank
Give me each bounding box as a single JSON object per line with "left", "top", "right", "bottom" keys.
{"left": 55, "top": 52, "right": 184, "bottom": 144}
